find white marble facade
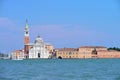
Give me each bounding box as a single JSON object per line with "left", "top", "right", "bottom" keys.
{"left": 29, "top": 35, "right": 50, "bottom": 59}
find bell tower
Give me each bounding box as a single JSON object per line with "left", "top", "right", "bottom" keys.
{"left": 24, "top": 19, "right": 29, "bottom": 44}
{"left": 24, "top": 19, "right": 29, "bottom": 58}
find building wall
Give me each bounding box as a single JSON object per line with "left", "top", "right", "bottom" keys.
{"left": 56, "top": 51, "right": 92, "bottom": 59}
{"left": 78, "top": 47, "right": 107, "bottom": 53}
{"left": 56, "top": 46, "right": 120, "bottom": 59}
{"left": 45, "top": 45, "right": 54, "bottom": 53}
{"left": 97, "top": 50, "right": 120, "bottom": 58}
{"left": 78, "top": 53, "right": 91, "bottom": 58}
{"left": 29, "top": 47, "right": 49, "bottom": 58}
{"left": 24, "top": 36, "right": 29, "bottom": 44}
{"left": 29, "top": 36, "right": 50, "bottom": 59}
{"left": 56, "top": 51, "right": 78, "bottom": 58}
{"left": 12, "top": 50, "right": 24, "bottom": 60}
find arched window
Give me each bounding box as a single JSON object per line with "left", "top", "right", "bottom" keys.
{"left": 69, "top": 52, "right": 72, "bottom": 55}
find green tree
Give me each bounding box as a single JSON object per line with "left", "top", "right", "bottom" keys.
{"left": 108, "top": 47, "right": 120, "bottom": 51}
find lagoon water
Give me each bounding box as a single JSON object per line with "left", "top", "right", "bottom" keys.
{"left": 0, "top": 59, "right": 120, "bottom": 80}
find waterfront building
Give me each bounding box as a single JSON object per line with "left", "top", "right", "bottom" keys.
{"left": 23, "top": 20, "right": 52, "bottom": 59}
{"left": 56, "top": 48, "right": 78, "bottom": 59}
{"left": 11, "top": 50, "right": 24, "bottom": 60}
{"left": 97, "top": 50, "right": 120, "bottom": 58}
{"left": 56, "top": 46, "right": 120, "bottom": 59}
{"left": 11, "top": 20, "right": 120, "bottom": 59}
{"left": 45, "top": 43, "right": 54, "bottom": 53}
{"left": 11, "top": 20, "right": 53, "bottom": 60}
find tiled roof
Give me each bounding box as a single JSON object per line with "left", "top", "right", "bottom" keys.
{"left": 80, "top": 46, "right": 106, "bottom": 48}
{"left": 56, "top": 48, "right": 78, "bottom": 51}
{"left": 13, "top": 50, "right": 24, "bottom": 53}
{"left": 97, "top": 50, "right": 119, "bottom": 52}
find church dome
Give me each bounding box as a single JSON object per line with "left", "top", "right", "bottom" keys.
{"left": 34, "top": 35, "right": 43, "bottom": 43}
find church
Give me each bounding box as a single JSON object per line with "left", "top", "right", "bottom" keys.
{"left": 12, "top": 20, "right": 53, "bottom": 60}
{"left": 24, "top": 20, "right": 53, "bottom": 59}
{"left": 28, "top": 35, "right": 50, "bottom": 58}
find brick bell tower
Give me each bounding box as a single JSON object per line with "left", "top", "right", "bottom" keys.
{"left": 24, "top": 19, "right": 29, "bottom": 58}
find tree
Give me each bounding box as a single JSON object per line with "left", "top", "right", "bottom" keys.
{"left": 108, "top": 47, "right": 120, "bottom": 51}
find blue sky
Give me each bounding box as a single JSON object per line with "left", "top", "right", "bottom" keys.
{"left": 0, "top": 0, "right": 120, "bottom": 52}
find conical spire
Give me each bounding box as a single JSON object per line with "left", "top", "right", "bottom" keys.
{"left": 25, "top": 19, "right": 29, "bottom": 29}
